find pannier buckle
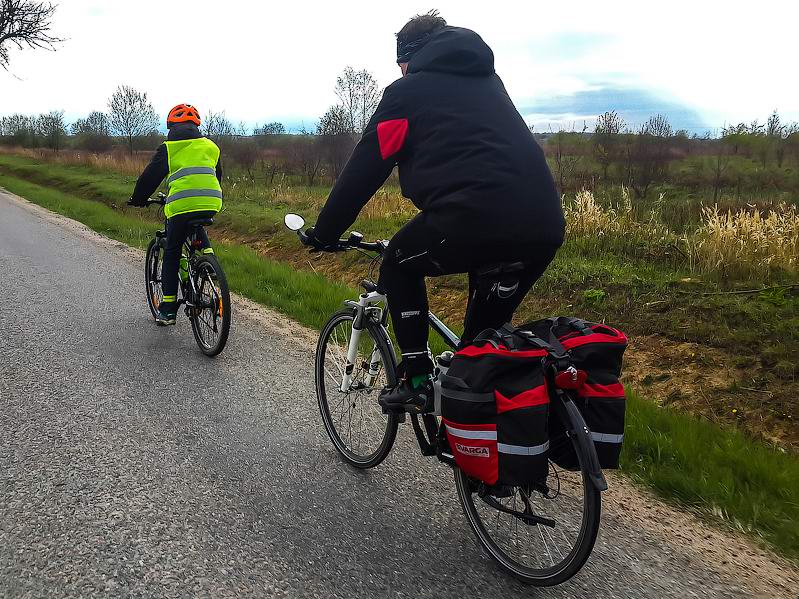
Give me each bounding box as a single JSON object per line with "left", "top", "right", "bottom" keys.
{"left": 554, "top": 366, "right": 588, "bottom": 390}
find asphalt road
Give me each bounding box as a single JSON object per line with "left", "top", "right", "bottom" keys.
{"left": 0, "top": 190, "right": 779, "bottom": 598}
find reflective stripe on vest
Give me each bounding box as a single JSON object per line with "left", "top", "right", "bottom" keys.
{"left": 164, "top": 137, "right": 222, "bottom": 218}
{"left": 166, "top": 188, "right": 223, "bottom": 203}
{"left": 167, "top": 166, "right": 218, "bottom": 185}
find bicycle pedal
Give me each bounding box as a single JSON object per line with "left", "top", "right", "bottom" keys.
{"left": 379, "top": 405, "right": 407, "bottom": 422}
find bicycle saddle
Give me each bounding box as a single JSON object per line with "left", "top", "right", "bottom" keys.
{"left": 474, "top": 261, "right": 525, "bottom": 280}
{"left": 186, "top": 217, "right": 214, "bottom": 228}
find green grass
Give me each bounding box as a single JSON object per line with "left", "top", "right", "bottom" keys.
{"left": 2, "top": 170, "right": 799, "bottom": 561}
{"left": 622, "top": 392, "right": 799, "bottom": 558}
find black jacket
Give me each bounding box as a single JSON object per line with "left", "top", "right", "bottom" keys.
{"left": 131, "top": 123, "right": 223, "bottom": 203}
{"left": 314, "top": 26, "right": 564, "bottom": 247}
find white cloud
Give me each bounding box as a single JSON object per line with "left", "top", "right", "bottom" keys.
{"left": 1, "top": 0, "right": 797, "bottom": 128}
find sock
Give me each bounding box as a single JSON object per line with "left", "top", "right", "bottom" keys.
{"left": 410, "top": 374, "right": 429, "bottom": 389}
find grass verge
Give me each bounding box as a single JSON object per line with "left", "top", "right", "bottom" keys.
{"left": 1, "top": 172, "right": 798, "bottom": 561}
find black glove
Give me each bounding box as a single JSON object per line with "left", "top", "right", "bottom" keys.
{"left": 304, "top": 227, "right": 338, "bottom": 253}
{"left": 127, "top": 196, "right": 147, "bottom": 207}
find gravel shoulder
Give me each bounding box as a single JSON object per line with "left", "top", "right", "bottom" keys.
{"left": 1, "top": 188, "right": 796, "bottom": 598}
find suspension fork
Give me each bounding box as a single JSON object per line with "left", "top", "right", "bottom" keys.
{"left": 341, "top": 291, "right": 387, "bottom": 392}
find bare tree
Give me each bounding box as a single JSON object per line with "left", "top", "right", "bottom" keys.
{"left": 549, "top": 123, "right": 586, "bottom": 193}
{"left": 289, "top": 128, "right": 324, "bottom": 186}
{"left": 627, "top": 114, "right": 673, "bottom": 199}
{"left": 592, "top": 110, "right": 625, "bottom": 181}
{"left": 36, "top": 109, "right": 64, "bottom": 150}
{"left": 0, "top": 0, "right": 62, "bottom": 69}
{"left": 254, "top": 122, "right": 286, "bottom": 136}
{"left": 317, "top": 104, "right": 357, "bottom": 180}
{"left": 71, "top": 111, "right": 112, "bottom": 152}
{"left": 335, "top": 67, "right": 381, "bottom": 134}
{"left": 202, "top": 110, "right": 234, "bottom": 142}
{"left": 108, "top": 85, "right": 159, "bottom": 154}
{"left": 711, "top": 143, "right": 732, "bottom": 202}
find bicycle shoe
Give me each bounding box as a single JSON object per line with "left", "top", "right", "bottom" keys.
{"left": 379, "top": 377, "right": 434, "bottom": 414}
{"left": 155, "top": 303, "right": 177, "bottom": 326}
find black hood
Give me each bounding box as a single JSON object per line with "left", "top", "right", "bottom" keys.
{"left": 407, "top": 27, "right": 494, "bottom": 76}
{"left": 167, "top": 122, "right": 202, "bottom": 141}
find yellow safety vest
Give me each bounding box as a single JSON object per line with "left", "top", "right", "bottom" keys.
{"left": 164, "top": 137, "right": 223, "bottom": 218}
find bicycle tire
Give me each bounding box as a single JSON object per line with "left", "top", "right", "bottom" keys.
{"left": 144, "top": 238, "right": 163, "bottom": 320}
{"left": 453, "top": 426, "right": 602, "bottom": 586}
{"left": 189, "top": 255, "right": 231, "bottom": 357}
{"left": 315, "top": 309, "right": 400, "bottom": 469}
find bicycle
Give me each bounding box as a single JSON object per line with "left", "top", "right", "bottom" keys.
{"left": 284, "top": 213, "right": 607, "bottom": 587}
{"left": 142, "top": 193, "right": 231, "bottom": 356}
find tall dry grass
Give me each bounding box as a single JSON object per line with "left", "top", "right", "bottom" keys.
{"left": 563, "top": 187, "right": 675, "bottom": 259}
{"left": 688, "top": 204, "right": 799, "bottom": 280}
{"left": 361, "top": 186, "right": 416, "bottom": 220}
{"left": 564, "top": 189, "right": 798, "bottom": 281}
{"left": 0, "top": 146, "right": 149, "bottom": 176}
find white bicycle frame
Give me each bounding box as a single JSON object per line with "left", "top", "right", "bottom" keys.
{"left": 340, "top": 290, "right": 388, "bottom": 392}
{"left": 339, "top": 288, "right": 460, "bottom": 415}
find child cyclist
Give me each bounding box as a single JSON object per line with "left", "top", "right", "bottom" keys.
{"left": 128, "top": 104, "right": 224, "bottom": 325}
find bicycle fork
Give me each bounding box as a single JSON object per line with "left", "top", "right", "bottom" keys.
{"left": 341, "top": 291, "right": 387, "bottom": 392}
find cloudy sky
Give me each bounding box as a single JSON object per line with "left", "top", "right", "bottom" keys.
{"left": 2, "top": 0, "right": 797, "bottom": 133}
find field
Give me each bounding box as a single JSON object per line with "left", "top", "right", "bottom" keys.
{"left": 1, "top": 143, "right": 798, "bottom": 558}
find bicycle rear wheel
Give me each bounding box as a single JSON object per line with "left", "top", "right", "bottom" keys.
{"left": 453, "top": 426, "right": 601, "bottom": 586}
{"left": 315, "top": 309, "right": 400, "bottom": 468}
{"left": 189, "top": 255, "right": 231, "bottom": 356}
{"left": 144, "top": 237, "right": 163, "bottom": 320}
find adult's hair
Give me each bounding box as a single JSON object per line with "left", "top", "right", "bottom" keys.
{"left": 396, "top": 9, "right": 447, "bottom": 48}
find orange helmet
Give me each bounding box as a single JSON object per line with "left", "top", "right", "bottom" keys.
{"left": 167, "top": 104, "right": 201, "bottom": 128}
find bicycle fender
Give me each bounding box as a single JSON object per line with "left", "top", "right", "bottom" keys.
{"left": 562, "top": 397, "right": 609, "bottom": 492}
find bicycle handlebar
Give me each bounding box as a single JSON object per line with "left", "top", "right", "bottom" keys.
{"left": 297, "top": 229, "right": 385, "bottom": 254}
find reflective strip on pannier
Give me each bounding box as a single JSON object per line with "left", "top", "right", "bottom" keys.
{"left": 497, "top": 441, "right": 550, "bottom": 455}
{"left": 445, "top": 425, "right": 497, "bottom": 440}
{"left": 591, "top": 432, "right": 624, "bottom": 444}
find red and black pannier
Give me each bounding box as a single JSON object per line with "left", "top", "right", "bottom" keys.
{"left": 520, "top": 317, "right": 627, "bottom": 470}
{"left": 441, "top": 317, "right": 628, "bottom": 487}
{"left": 441, "top": 332, "right": 551, "bottom": 487}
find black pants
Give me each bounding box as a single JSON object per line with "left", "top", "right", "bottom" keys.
{"left": 161, "top": 211, "right": 215, "bottom": 303}
{"left": 379, "top": 214, "right": 558, "bottom": 377}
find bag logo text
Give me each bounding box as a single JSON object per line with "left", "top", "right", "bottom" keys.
{"left": 456, "top": 443, "right": 490, "bottom": 458}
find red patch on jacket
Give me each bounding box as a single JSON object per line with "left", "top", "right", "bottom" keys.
{"left": 377, "top": 119, "right": 408, "bottom": 160}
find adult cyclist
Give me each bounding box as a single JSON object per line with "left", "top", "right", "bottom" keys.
{"left": 305, "top": 12, "right": 565, "bottom": 413}
{"left": 128, "top": 104, "right": 224, "bottom": 326}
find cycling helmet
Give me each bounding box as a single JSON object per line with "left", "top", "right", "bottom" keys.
{"left": 167, "top": 104, "right": 201, "bottom": 128}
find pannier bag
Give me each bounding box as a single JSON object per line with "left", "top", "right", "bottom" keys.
{"left": 521, "top": 317, "right": 627, "bottom": 470}
{"left": 441, "top": 330, "right": 551, "bottom": 487}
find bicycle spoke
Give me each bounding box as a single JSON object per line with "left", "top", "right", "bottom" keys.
{"left": 317, "top": 313, "right": 395, "bottom": 466}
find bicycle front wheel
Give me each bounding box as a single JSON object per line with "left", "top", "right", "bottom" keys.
{"left": 315, "top": 309, "right": 400, "bottom": 468}
{"left": 144, "top": 237, "right": 163, "bottom": 320}
{"left": 189, "top": 255, "right": 231, "bottom": 357}
{"left": 453, "top": 427, "right": 602, "bottom": 586}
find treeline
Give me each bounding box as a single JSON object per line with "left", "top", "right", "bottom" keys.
{"left": 3, "top": 72, "right": 799, "bottom": 197}
{"left": 0, "top": 67, "right": 380, "bottom": 187}
{"left": 545, "top": 110, "right": 799, "bottom": 198}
